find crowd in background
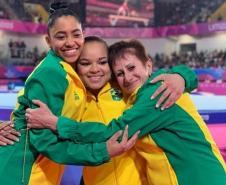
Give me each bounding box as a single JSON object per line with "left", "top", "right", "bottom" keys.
{"left": 1, "top": 0, "right": 226, "bottom": 27}
{"left": 155, "top": 0, "right": 225, "bottom": 27}
{"left": 154, "top": 50, "right": 226, "bottom": 69}
{"left": 0, "top": 7, "right": 9, "bottom": 19}
{"left": 3, "top": 39, "right": 46, "bottom": 66}
{"left": 4, "top": 39, "right": 226, "bottom": 73}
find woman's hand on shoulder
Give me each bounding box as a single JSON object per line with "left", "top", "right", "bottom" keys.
{"left": 150, "top": 73, "right": 185, "bottom": 110}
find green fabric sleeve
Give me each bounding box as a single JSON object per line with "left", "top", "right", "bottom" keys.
{"left": 170, "top": 64, "right": 198, "bottom": 92}
{"left": 25, "top": 67, "right": 109, "bottom": 165}
{"left": 57, "top": 81, "right": 177, "bottom": 143}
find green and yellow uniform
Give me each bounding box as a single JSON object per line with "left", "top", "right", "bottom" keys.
{"left": 81, "top": 82, "right": 148, "bottom": 185}
{"left": 77, "top": 65, "right": 199, "bottom": 185}
{"left": 57, "top": 70, "right": 226, "bottom": 185}
{"left": 0, "top": 50, "right": 109, "bottom": 185}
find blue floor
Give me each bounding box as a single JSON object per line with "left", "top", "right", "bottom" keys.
{"left": 60, "top": 166, "right": 83, "bottom": 185}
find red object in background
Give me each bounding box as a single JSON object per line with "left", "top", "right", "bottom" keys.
{"left": 198, "top": 82, "right": 226, "bottom": 95}
{"left": 222, "top": 70, "right": 226, "bottom": 81}
{"left": 198, "top": 74, "right": 216, "bottom": 82}
{"left": 208, "top": 124, "right": 226, "bottom": 149}
{"left": 207, "top": 124, "right": 226, "bottom": 162}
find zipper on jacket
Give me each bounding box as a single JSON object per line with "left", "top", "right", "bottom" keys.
{"left": 96, "top": 99, "right": 119, "bottom": 185}
{"left": 96, "top": 99, "right": 107, "bottom": 124}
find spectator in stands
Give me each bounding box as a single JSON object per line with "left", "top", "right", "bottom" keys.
{"left": 19, "top": 41, "right": 26, "bottom": 58}
{"left": 7, "top": 37, "right": 46, "bottom": 65}
{"left": 32, "top": 46, "right": 39, "bottom": 63}
{"left": 26, "top": 39, "right": 226, "bottom": 185}
{"left": 8, "top": 39, "right": 16, "bottom": 58}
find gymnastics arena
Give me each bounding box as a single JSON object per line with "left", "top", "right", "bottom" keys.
{"left": 0, "top": 0, "right": 226, "bottom": 185}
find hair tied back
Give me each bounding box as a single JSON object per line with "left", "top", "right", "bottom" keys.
{"left": 49, "top": 1, "right": 69, "bottom": 14}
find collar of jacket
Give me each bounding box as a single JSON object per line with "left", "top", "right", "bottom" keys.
{"left": 47, "top": 49, "right": 62, "bottom": 64}
{"left": 87, "top": 82, "right": 112, "bottom": 101}
{"left": 48, "top": 49, "right": 86, "bottom": 91}
{"left": 125, "top": 87, "right": 140, "bottom": 108}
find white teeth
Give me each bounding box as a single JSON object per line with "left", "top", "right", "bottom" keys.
{"left": 64, "top": 49, "right": 76, "bottom": 54}
{"left": 89, "top": 76, "right": 101, "bottom": 81}
{"left": 90, "top": 76, "right": 100, "bottom": 78}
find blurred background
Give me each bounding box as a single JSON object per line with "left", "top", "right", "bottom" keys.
{"left": 0, "top": 0, "right": 226, "bottom": 93}
{"left": 0, "top": 0, "right": 225, "bottom": 184}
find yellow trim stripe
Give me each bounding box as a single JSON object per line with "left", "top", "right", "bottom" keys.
{"left": 176, "top": 93, "right": 226, "bottom": 171}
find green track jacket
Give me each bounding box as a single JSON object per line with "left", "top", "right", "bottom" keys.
{"left": 57, "top": 71, "right": 226, "bottom": 185}
{"left": 0, "top": 50, "right": 109, "bottom": 185}
{"left": 80, "top": 65, "right": 199, "bottom": 185}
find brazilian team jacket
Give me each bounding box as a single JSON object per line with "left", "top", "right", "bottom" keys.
{"left": 81, "top": 82, "right": 148, "bottom": 185}
{"left": 80, "top": 65, "right": 199, "bottom": 185}
{"left": 0, "top": 50, "right": 109, "bottom": 185}
{"left": 57, "top": 71, "right": 226, "bottom": 185}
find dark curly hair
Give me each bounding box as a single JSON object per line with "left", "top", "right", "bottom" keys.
{"left": 47, "top": 0, "right": 82, "bottom": 33}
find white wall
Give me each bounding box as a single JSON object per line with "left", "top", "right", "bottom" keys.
{"left": 174, "top": 35, "right": 197, "bottom": 51}
{"left": 105, "top": 31, "right": 226, "bottom": 56}
{"left": 104, "top": 37, "right": 176, "bottom": 56}
{"left": 195, "top": 32, "right": 226, "bottom": 52}
{"left": 169, "top": 32, "right": 226, "bottom": 53}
